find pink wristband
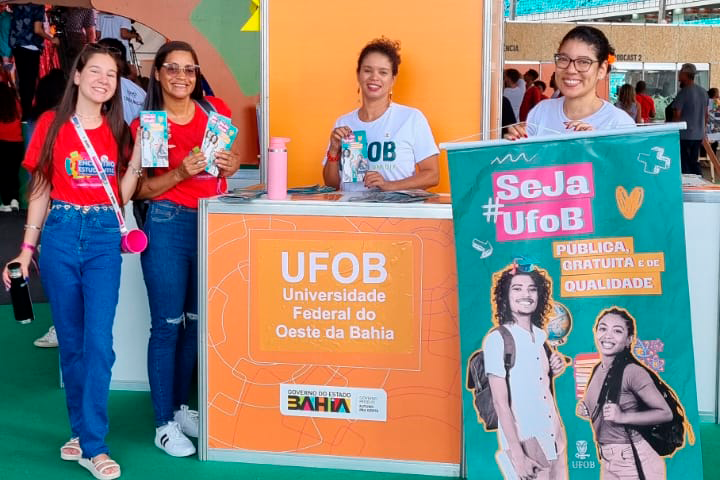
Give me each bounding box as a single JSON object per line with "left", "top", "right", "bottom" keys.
{"left": 21, "top": 242, "right": 36, "bottom": 253}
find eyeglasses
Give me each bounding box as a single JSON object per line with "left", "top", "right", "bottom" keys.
{"left": 162, "top": 63, "right": 200, "bottom": 77}
{"left": 554, "top": 54, "right": 600, "bottom": 72}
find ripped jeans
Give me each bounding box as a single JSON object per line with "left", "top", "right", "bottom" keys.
{"left": 141, "top": 201, "right": 199, "bottom": 427}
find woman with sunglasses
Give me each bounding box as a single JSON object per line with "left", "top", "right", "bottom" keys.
{"left": 3, "top": 43, "right": 141, "bottom": 479}
{"left": 130, "top": 41, "right": 240, "bottom": 457}
{"left": 506, "top": 26, "right": 635, "bottom": 139}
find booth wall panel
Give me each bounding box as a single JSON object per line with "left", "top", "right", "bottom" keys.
{"left": 267, "top": 0, "right": 484, "bottom": 193}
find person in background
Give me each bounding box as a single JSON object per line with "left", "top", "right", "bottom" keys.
{"left": 322, "top": 37, "right": 439, "bottom": 192}
{"left": 10, "top": 4, "right": 59, "bottom": 120}
{"left": 0, "top": 6, "right": 14, "bottom": 88}
{"left": 132, "top": 40, "right": 241, "bottom": 457}
{"left": 519, "top": 69, "right": 542, "bottom": 121}
{"left": 27, "top": 67, "right": 67, "bottom": 349}
{"left": 506, "top": 26, "right": 635, "bottom": 138}
{"left": 615, "top": 83, "right": 641, "bottom": 124}
{"left": 504, "top": 68, "right": 525, "bottom": 121}
{"left": 549, "top": 72, "right": 561, "bottom": 99}
{"left": 3, "top": 42, "right": 142, "bottom": 480}
{"left": 0, "top": 82, "right": 23, "bottom": 213}
{"left": 672, "top": 63, "right": 708, "bottom": 175}
{"left": 501, "top": 96, "right": 517, "bottom": 136}
{"left": 706, "top": 88, "right": 720, "bottom": 156}
{"left": 59, "top": 8, "right": 96, "bottom": 75}
{"left": 636, "top": 80, "right": 655, "bottom": 123}
{"left": 98, "top": 37, "right": 145, "bottom": 124}
{"left": 96, "top": 12, "right": 142, "bottom": 76}
{"left": 535, "top": 80, "right": 548, "bottom": 100}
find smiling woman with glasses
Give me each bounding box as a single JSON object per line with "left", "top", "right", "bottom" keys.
{"left": 129, "top": 40, "right": 241, "bottom": 458}
{"left": 505, "top": 26, "right": 636, "bottom": 139}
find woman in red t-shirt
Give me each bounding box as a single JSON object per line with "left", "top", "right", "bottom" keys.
{"left": 3, "top": 44, "right": 142, "bottom": 480}
{"left": 0, "top": 82, "right": 23, "bottom": 211}
{"left": 130, "top": 41, "right": 240, "bottom": 457}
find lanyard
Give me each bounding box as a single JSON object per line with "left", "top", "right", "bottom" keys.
{"left": 70, "top": 115, "right": 128, "bottom": 235}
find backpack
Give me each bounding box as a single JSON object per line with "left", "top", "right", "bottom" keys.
{"left": 621, "top": 363, "right": 693, "bottom": 457}
{"left": 591, "top": 358, "right": 694, "bottom": 480}
{"left": 466, "top": 325, "right": 553, "bottom": 431}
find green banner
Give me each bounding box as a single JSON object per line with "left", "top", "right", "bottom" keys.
{"left": 446, "top": 126, "right": 703, "bottom": 479}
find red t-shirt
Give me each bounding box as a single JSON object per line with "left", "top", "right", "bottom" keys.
{"left": 636, "top": 93, "right": 656, "bottom": 123}
{"left": 23, "top": 111, "right": 121, "bottom": 205}
{"left": 519, "top": 86, "right": 543, "bottom": 122}
{"left": 130, "top": 97, "right": 232, "bottom": 208}
{"left": 0, "top": 99, "right": 23, "bottom": 142}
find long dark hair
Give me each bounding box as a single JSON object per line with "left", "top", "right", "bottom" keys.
{"left": 30, "top": 69, "right": 66, "bottom": 121}
{"left": 0, "top": 82, "right": 19, "bottom": 123}
{"left": 144, "top": 41, "right": 204, "bottom": 110}
{"left": 492, "top": 265, "right": 552, "bottom": 329}
{"left": 29, "top": 45, "right": 131, "bottom": 203}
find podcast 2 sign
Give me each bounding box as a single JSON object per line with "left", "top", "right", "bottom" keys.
{"left": 444, "top": 126, "right": 704, "bottom": 480}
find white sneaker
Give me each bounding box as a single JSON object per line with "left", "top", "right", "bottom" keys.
{"left": 154, "top": 421, "right": 196, "bottom": 457}
{"left": 0, "top": 205, "right": 11, "bottom": 213}
{"left": 9, "top": 199, "right": 19, "bottom": 210}
{"left": 34, "top": 326, "right": 58, "bottom": 348}
{"left": 173, "top": 405, "right": 199, "bottom": 438}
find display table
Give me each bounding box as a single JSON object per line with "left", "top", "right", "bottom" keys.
{"left": 198, "top": 194, "right": 461, "bottom": 475}
{"left": 683, "top": 187, "right": 720, "bottom": 423}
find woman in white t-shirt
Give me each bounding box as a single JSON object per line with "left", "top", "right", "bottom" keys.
{"left": 322, "top": 37, "right": 439, "bottom": 191}
{"left": 506, "top": 26, "right": 635, "bottom": 139}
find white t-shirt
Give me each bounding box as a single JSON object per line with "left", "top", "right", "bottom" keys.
{"left": 484, "top": 323, "right": 565, "bottom": 469}
{"left": 526, "top": 97, "right": 636, "bottom": 137}
{"left": 97, "top": 13, "right": 131, "bottom": 60}
{"left": 120, "top": 77, "right": 146, "bottom": 125}
{"left": 504, "top": 78, "right": 526, "bottom": 121}
{"left": 325, "top": 103, "right": 439, "bottom": 185}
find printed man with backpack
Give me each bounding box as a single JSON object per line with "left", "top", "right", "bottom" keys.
{"left": 469, "top": 260, "right": 568, "bottom": 480}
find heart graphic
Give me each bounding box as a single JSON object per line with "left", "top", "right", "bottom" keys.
{"left": 616, "top": 186, "right": 644, "bottom": 220}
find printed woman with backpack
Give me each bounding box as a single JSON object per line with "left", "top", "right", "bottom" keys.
{"left": 577, "top": 307, "right": 693, "bottom": 479}
{"left": 481, "top": 261, "right": 568, "bottom": 480}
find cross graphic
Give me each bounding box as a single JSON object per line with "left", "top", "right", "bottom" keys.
{"left": 636, "top": 147, "right": 671, "bottom": 174}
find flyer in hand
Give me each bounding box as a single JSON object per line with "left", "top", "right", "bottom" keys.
{"left": 139, "top": 111, "right": 169, "bottom": 168}
{"left": 201, "top": 111, "right": 238, "bottom": 177}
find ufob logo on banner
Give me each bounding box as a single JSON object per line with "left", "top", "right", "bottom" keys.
{"left": 490, "top": 163, "right": 595, "bottom": 241}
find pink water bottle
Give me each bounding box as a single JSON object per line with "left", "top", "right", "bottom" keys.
{"left": 268, "top": 137, "right": 290, "bottom": 200}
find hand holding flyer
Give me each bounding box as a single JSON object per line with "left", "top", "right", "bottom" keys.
{"left": 139, "top": 111, "right": 169, "bottom": 168}
{"left": 201, "top": 112, "right": 238, "bottom": 177}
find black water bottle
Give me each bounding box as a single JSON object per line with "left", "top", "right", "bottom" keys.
{"left": 8, "top": 262, "right": 33, "bottom": 324}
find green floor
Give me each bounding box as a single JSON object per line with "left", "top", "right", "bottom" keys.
{"left": 1, "top": 304, "right": 719, "bottom": 479}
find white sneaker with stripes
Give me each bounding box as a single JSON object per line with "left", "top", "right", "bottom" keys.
{"left": 154, "top": 421, "right": 196, "bottom": 457}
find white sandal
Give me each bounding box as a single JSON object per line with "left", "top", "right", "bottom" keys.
{"left": 79, "top": 456, "right": 121, "bottom": 480}
{"left": 60, "top": 437, "right": 82, "bottom": 461}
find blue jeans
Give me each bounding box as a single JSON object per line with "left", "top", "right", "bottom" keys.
{"left": 40, "top": 201, "right": 121, "bottom": 458}
{"left": 141, "top": 200, "right": 198, "bottom": 427}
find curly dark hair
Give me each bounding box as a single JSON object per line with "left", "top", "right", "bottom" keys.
{"left": 357, "top": 37, "right": 401, "bottom": 76}
{"left": 491, "top": 266, "right": 553, "bottom": 328}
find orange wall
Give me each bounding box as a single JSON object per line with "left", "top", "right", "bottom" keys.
{"left": 268, "top": 0, "right": 484, "bottom": 193}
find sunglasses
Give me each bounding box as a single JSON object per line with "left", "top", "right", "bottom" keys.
{"left": 83, "top": 43, "right": 123, "bottom": 58}
{"left": 161, "top": 63, "right": 200, "bottom": 77}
